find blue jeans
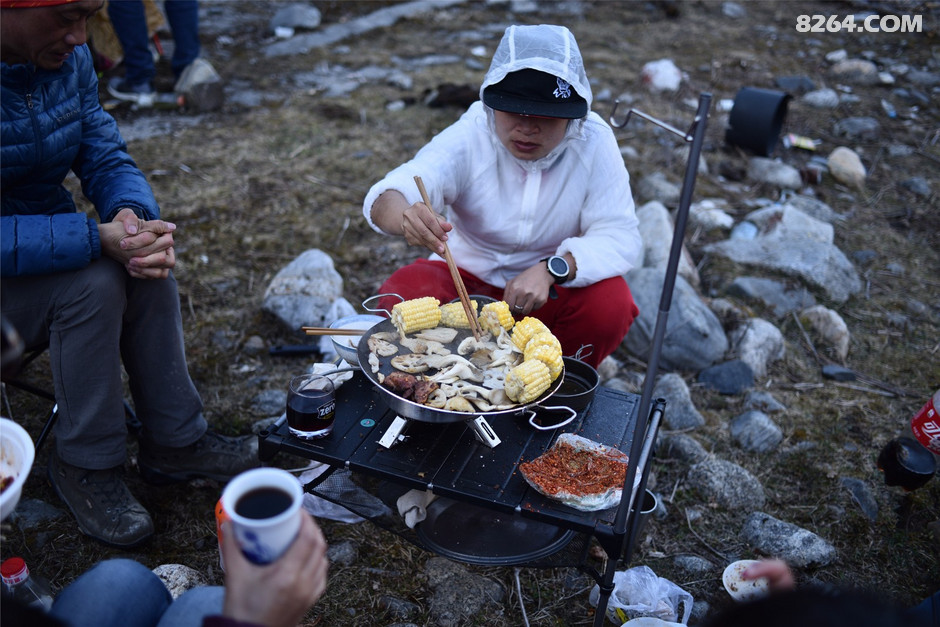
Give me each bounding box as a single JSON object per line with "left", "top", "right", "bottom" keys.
{"left": 108, "top": 0, "right": 200, "bottom": 85}
{"left": 48, "top": 559, "right": 224, "bottom": 627}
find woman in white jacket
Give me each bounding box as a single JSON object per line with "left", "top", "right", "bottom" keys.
{"left": 363, "top": 24, "right": 642, "bottom": 368}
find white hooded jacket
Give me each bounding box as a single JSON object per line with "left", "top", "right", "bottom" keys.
{"left": 363, "top": 24, "right": 642, "bottom": 289}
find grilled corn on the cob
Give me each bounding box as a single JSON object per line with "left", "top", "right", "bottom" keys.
{"left": 478, "top": 300, "right": 515, "bottom": 335}
{"left": 439, "top": 300, "right": 478, "bottom": 329}
{"left": 505, "top": 359, "right": 552, "bottom": 403}
{"left": 511, "top": 316, "right": 550, "bottom": 351}
{"left": 524, "top": 341, "right": 563, "bottom": 381}
{"left": 391, "top": 296, "right": 441, "bottom": 337}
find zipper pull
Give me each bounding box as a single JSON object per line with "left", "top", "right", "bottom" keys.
{"left": 26, "top": 92, "right": 33, "bottom": 109}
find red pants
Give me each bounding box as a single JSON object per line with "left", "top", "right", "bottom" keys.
{"left": 377, "top": 259, "right": 638, "bottom": 368}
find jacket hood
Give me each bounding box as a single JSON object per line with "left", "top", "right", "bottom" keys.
{"left": 479, "top": 24, "right": 592, "bottom": 113}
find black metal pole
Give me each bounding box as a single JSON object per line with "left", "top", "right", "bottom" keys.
{"left": 592, "top": 92, "right": 711, "bottom": 627}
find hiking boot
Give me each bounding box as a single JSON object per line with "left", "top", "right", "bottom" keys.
{"left": 47, "top": 451, "right": 154, "bottom": 548}
{"left": 107, "top": 77, "right": 156, "bottom": 106}
{"left": 138, "top": 430, "right": 259, "bottom": 485}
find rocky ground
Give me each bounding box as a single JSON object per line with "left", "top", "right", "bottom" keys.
{"left": 3, "top": 1, "right": 939, "bottom": 626}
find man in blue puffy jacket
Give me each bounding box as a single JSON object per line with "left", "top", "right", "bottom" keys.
{"left": 1, "top": 0, "right": 258, "bottom": 548}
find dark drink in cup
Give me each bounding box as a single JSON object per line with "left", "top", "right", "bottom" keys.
{"left": 287, "top": 374, "right": 335, "bottom": 439}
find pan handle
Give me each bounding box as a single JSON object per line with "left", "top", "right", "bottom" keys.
{"left": 526, "top": 406, "right": 577, "bottom": 431}
{"left": 362, "top": 293, "right": 402, "bottom": 317}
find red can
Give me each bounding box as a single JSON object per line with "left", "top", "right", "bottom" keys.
{"left": 910, "top": 390, "right": 940, "bottom": 454}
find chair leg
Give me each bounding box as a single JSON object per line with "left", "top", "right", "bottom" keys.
{"left": 34, "top": 404, "right": 59, "bottom": 453}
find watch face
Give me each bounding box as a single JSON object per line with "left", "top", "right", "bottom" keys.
{"left": 548, "top": 256, "right": 568, "bottom": 278}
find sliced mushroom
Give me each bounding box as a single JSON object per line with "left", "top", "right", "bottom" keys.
{"left": 368, "top": 335, "right": 399, "bottom": 357}
{"left": 443, "top": 396, "right": 475, "bottom": 413}
{"left": 414, "top": 327, "right": 459, "bottom": 344}
{"left": 390, "top": 353, "right": 432, "bottom": 373}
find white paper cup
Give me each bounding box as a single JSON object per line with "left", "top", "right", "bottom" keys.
{"left": 722, "top": 559, "right": 769, "bottom": 602}
{"left": 221, "top": 468, "right": 303, "bottom": 564}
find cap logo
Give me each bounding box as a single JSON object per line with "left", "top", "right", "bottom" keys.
{"left": 553, "top": 78, "right": 572, "bottom": 100}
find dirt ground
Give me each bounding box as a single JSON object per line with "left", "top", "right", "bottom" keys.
{"left": 3, "top": 1, "right": 940, "bottom": 625}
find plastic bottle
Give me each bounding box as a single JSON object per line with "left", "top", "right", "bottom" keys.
{"left": 910, "top": 389, "right": 940, "bottom": 454}
{"left": 1, "top": 557, "right": 54, "bottom": 611}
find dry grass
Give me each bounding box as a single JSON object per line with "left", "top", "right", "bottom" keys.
{"left": 2, "top": 1, "right": 939, "bottom": 625}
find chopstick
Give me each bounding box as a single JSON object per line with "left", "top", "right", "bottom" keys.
{"left": 301, "top": 327, "right": 366, "bottom": 336}
{"left": 414, "top": 176, "right": 483, "bottom": 340}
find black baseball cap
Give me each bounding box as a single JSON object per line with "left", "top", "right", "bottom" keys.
{"left": 482, "top": 68, "right": 588, "bottom": 119}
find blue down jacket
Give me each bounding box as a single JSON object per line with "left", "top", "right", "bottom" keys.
{"left": 1, "top": 44, "right": 159, "bottom": 277}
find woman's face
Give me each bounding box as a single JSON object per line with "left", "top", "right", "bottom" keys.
{"left": 493, "top": 110, "right": 569, "bottom": 161}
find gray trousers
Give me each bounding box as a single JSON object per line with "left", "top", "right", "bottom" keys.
{"left": 2, "top": 257, "right": 206, "bottom": 469}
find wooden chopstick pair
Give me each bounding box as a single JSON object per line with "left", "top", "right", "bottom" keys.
{"left": 414, "top": 176, "right": 483, "bottom": 340}
{"left": 301, "top": 327, "right": 365, "bottom": 336}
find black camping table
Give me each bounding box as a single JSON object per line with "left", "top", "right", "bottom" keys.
{"left": 258, "top": 369, "right": 664, "bottom": 624}
{"left": 260, "top": 92, "right": 710, "bottom": 625}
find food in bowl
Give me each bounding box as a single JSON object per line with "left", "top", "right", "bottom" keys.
{"left": 328, "top": 314, "right": 383, "bottom": 367}
{"left": 0, "top": 418, "right": 36, "bottom": 521}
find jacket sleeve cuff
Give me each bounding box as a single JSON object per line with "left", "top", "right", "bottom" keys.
{"left": 87, "top": 217, "right": 102, "bottom": 259}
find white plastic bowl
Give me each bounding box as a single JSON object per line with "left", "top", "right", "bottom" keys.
{"left": 328, "top": 314, "right": 383, "bottom": 368}
{"left": 0, "top": 418, "right": 35, "bottom": 521}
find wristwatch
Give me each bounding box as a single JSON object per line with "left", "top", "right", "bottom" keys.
{"left": 542, "top": 255, "right": 570, "bottom": 285}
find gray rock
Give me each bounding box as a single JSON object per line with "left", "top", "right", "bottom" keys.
{"left": 740, "top": 512, "right": 837, "bottom": 567}
{"left": 728, "top": 318, "right": 785, "bottom": 379}
{"left": 840, "top": 477, "right": 878, "bottom": 521}
{"left": 825, "top": 49, "right": 848, "bottom": 63}
{"left": 782, "top": 194, "right": 845, "bottom": 224}
{"left": 242, "top": 335, "right": 266, "bottom": 356}
{"left": 327, "top": 540, "right": 359, "bottom": 566}
{"left": 8, "top": 498, "right": 65, "bottom": 531}
{"left": 730, "top": 220, "right": 759, "bottom": 240}
{"left": 730, "top": 410, "right": 783, "bottom": 453}
{"left": 697, "top": 359, "right": 754, "bottom": 395}
{"left": 265, "top": 0, "right": 466, "bottom": 56}
{"left": 636, "top": 200, "right": 700, "bottom": 287}
{"left": 152, "top": 564, "right": 209, "bottom": 600}
{"left": 270, "top": 4, "right": 322, "bottom": 31}
{"left": 653, "top": 373, "right": 705, "bottom": 430}
{"left": 657, "top": 433, "right": 709, "bottom": 463}
{"left": 901, "top": 177, "right": 932, "bottom": 197}
{"left": 906, "top": 69, "right": 940, "bottom": 86}
{"left": 703, "top": 205, "right": 862, "bottom": 303}
{"left": 636, "top": 171, "right": 681, "bottom": 206}
{"left": 721, "top": 2, "right": 746, "bottom": 18}
{"left": 674, "top": 554, "right": 716, "bottom": 573}
{"left": 829, "top": 58, "right": 880, "bottom": 85}
{"left": 727, "top": 276, "right": 817, "bottom": 318}
{"left": 378, "top": 595, "right": 421, "bottom": 620}
{"left": 252, "top": 389, "right": 287, "bottom": 416}
{"left": 689, "top": 199, "right": 734, "bottom": 230}
{"left": 261, "top": 249, "right": 345, "bottom": 331}
{"left": 800, "top": 305, "right": 850, "bottom": 361}
{"left": 687, "top": 458, "right": 766, "bottom": 509}
{"left": 828, "top": 146, "right": 867, "bottom": 190}
{"left": 775, "top": 75, "right": 815, "bottom": 94}
{"left": 747, "top": 157, "right": 802, "bottom": 189}
{"left": 426, "top": 557, "right": 505, "bottom": 626}
{"left": 624, "top": 268, "right": 729, "bottom": 372}
{"left": 833, "top": 116, "right": 881, "bottom": 141}
{"left": 822, "top": 364, "right": 856, "bottom": 381}
{"left": 801, "top": 88, "right": 840, "bottom": 108}
{"left": 743, "top": 390, "right": 787, "bottom": 413}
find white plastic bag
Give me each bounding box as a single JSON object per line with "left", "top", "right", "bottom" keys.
{"left": 589, "top": 566, "right": 693, "bottom": 625}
